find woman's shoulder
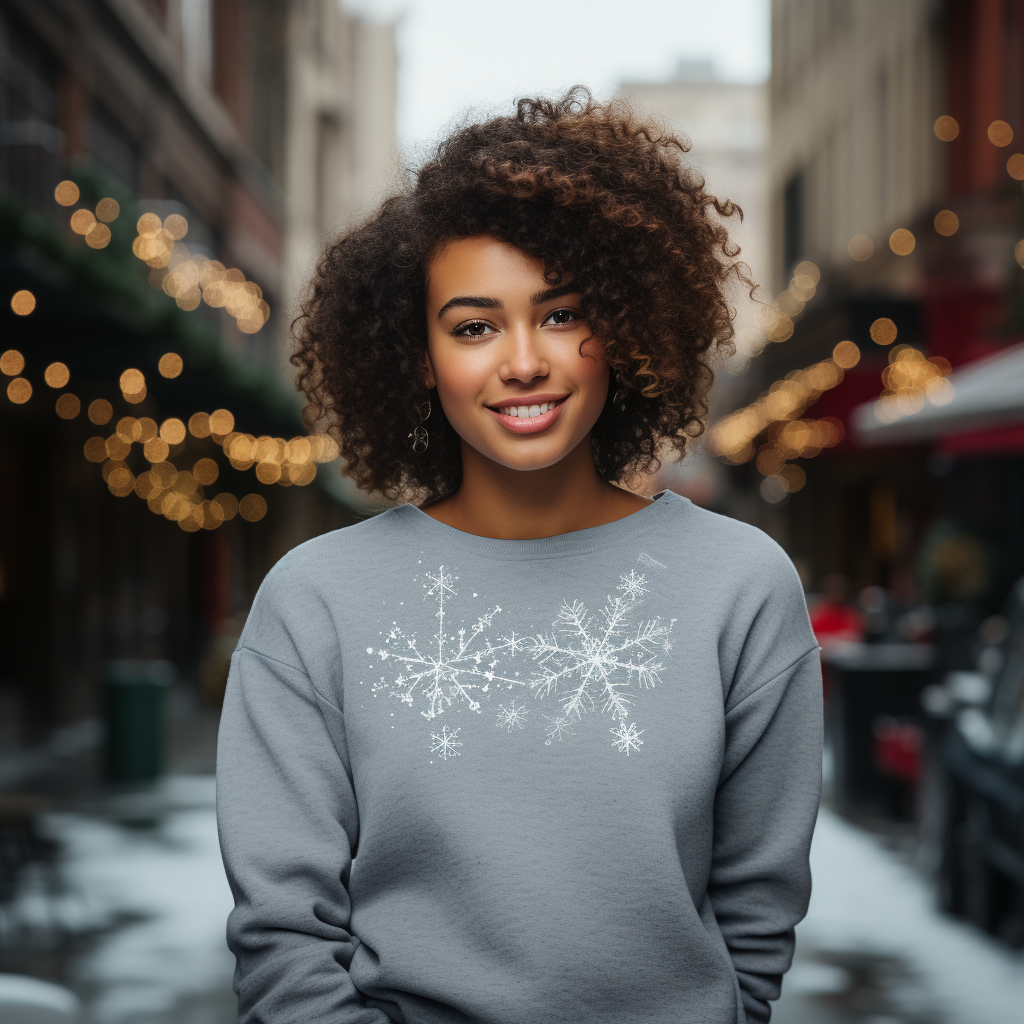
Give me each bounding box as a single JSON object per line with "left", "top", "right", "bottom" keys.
{"left": 658, "top": 493, "right": 800, "bottom": 587}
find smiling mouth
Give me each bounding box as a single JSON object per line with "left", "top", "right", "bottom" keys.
{"left": 485, "top": 396, "right": 569, "bottom": 434}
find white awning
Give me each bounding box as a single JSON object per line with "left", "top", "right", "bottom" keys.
{"left": 853, "top": 341, "right": 1024, "bottom": 445}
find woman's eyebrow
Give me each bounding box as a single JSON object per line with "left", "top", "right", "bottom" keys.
{"left": 436, "top": 296, "right": 502, "bottom": 319}
{"left": 530, "top": 284, "right": 579, "bottom": 305}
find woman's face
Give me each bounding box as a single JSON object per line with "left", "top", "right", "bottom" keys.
{"left": 423, "top": 235, "right": 611, "bottom": 473}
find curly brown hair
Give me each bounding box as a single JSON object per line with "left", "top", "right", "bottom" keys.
{"left": 292, "top": 86, "right": 749, "bottom": 505}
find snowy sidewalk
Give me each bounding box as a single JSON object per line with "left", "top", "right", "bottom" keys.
{"left": 775, "top": 807, "right": 1024, "bottom": 1024}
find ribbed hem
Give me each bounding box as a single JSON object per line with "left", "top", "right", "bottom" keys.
{"left": 388, "top": 488, "right": 688, "bottom": 561}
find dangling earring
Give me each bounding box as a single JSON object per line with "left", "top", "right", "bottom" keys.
{"left": 409, "top": 394, "right": 431, "bottom": 452}
{"left": 613, "top": 374, "right": 627, "bottom": 411}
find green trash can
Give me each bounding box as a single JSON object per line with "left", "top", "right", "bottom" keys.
{"left": 101, "top": 660, "right": 175, "bottom": 782}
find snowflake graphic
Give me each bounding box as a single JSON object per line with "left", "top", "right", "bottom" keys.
{"left": 373, "top": 566, "right": 526, "bottom": 723}
{"left": 523, "top": 569, "right": 676, "bottom": 750}
{"left": 495, "top": 700, "right": 529, "bottom": 732}
{"left": 430, "top": 725, "right": 462, "bottom": 760}
{"left": 610, "top": 721, "right": 644, "bottom": 755}
{"left": 543, "top": 713, "right": 575, "bottom": 745}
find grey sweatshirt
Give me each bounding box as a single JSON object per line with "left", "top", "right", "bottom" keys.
{"left": 216, "top": 489, "right": 823, "bottom": 1024}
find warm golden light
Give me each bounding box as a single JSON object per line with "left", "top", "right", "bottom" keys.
{"left": 108, "top": 467, "right": 136, "bottom": 497}
{"left": 934, "top": 115, "right": 959, "bottom": 142}
{"left": 934, "top": 210, "right": 959, "bottom": 236}
{"left": 163, "top": 214, "right": 188, "bottom": 240}
{"left": 44, "top": 362, "right": 70, "bottom": 388}
{"left": 143, "top": 437, "right": 170, "bottom": 463}
{"left": 239, "top": 494, "right": 268, "bottom": 522}
{"left": 870, "top": 318, "right": 898, "bottom": 345}
{"left": 137, "top": 213, "right": 162, "bottom": 235}
{"left": 95, "top": 198, "right": 120, "bottom": 222}
{"left": 1008, "top": 154, "right": 1024, "bottom": 180}
{"left": 988, "top": 120, "right": 1013, "bottom": 147}
{"left": 832, "top": 340, "right": 861, "bottom": 368}
{"left": 1015, "top": 240, "right": 1024, "bottom": 269}
{"left": 158, "top": 352, "right": 183, "bottom": 378}
{"left": 11, "top": 290, "right": 36, "bottom": 315}
{"left": 85, "top": 223, "right": 111, "bottom": 249}
{"left": 209, "top": 409, "right": 235, "bottom": 435}
{"left": 116, "top": 416, "right": 142, "bottom": 442}
{"left": 120, "top": 368, "right": 145, "bottom": 395}
{"left": 105, "top": 435, "right": 131, "bottom": 460}
{"left": 159, "top": 418, "right": 187, "bottom": 445}
{"left": 847, "top": 235, "right": 874, "bottom": 261}
{"left": 889, "top": 229, "right": 915, "bottom": 256}
{"left": 55, "top": 393, "right": 81, "bottom": 419}
{"left": 1, "top": 349, "right": 25, "bottom": 375}
{"left": 193, "top": 458, "right": 219, "bottom": 486}
{"left": 54, "top": 181, "right": 79, "bottom": 206}
{"left": 84, "top": 437, "right": 107, "bottom": 462}
{"left": 188, "top": 412, "right": 212, "bottom": 438}
{"left": 88, "top": 399, "right": 114, "bottom": 425}
{"left": 70, "top": 209, "right": 96, "bottom": 235}
{"left": 214, "top": 493, "right": 239, "bottom": 520}
{"left": 138, "top": 417, "right": 158, "bottom": 442}
{"left": 255, "top": 462, "right": 282, "bottom": 485}
{"left": 779, "top": 464, "right": 806, "bottom": 493}
{"left": 7, "top": 378, "right": 31, "bottom": 403}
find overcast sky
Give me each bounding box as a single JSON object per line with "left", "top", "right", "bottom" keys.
{"left": 346, "top": 0, "right": 770, "bottom": 157}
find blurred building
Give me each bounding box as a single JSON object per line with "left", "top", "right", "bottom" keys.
{"left": 618, "top": 60, "right": 769, "bottom": 506}
{"left": 0, "top": 0, "right": 397, "bottom": 785}
{"left": 708, "top": 0, "right": 1024, "bottom": 628}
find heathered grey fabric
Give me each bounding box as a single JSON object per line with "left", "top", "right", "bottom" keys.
{"left": 216, "top": 489, "right": 823, "bottom": 1024}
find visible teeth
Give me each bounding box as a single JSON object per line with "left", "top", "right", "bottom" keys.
{"left": 498, "top": 400, "right": 558, "bottom": 418}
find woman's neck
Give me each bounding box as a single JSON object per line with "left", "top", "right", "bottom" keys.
{"left": 420, "top": 435, "right": 653, "bottom": 540}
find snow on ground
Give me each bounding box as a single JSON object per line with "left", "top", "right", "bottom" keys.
{"left": 41, "top": 776, "right": 236, "bottom": 1024}
{"left": 775, "top": 807, "right": 1024, "bottom": 1024}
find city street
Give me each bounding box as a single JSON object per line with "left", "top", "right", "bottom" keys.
{"left": 5, "top": 774, "right": 1023, "bottom": 1024}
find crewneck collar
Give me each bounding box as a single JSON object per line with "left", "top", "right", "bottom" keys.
{"left": 391, "top": 488, "right": 687, "bottom": 561}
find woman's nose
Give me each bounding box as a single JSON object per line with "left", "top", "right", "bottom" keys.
{"left": 501, "top": 323, "right": 548, "bottom": 382}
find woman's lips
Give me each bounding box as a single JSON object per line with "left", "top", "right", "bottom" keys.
{"left": 486, "top": 397, "right": 567, "bottom": 434}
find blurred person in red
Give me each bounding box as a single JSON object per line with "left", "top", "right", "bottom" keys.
{"left": 810, "top": 574, "right": 863, "bottom": 698}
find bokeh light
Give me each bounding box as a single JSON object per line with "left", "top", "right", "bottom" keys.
{"left": 95, "top": 198, "right": 120, "bottom": 222}
{"left": 10, "top": 290, "right": 35, "bottom": 315}
{"left": 848, "top": 235, "right": 874, "bottom": 261}
{"left": 988, "top": 120, "right": 1013, "bottom": 147}
{"left": 209, "top": 409, "right": 235, "bottom": 435}
{"left": 832, "top": 340, "right": 861, "bottom": 368}
{"left": 189, "top": 412, "right": 211, "bottom": 438}
{"left": 54, "top": 180, "right": 79, "bottom": 206}
{"left": 158, "top": 352, "right": 183, "bottom": 378}
{"left": 889, "top": 229, "right": 915, "bottom": 255}
{"left": 159, "top": 418, "right": 187, "bottom": 445}
{"left": 934, "top": 115, "right": 959, "bottom": 141}
{"left": 85, "top": 223, "right": 111, "bottom": 249}
{"left": 44, "top": 362, "right": 70, "bottom": 388}
{"left": 70, "top": 209, "right": 96, "bottom": 235}
{"left": 1, "top": 349, "right": 25, "bottom": 375}
{"left": 193, "top": 458, "right": 219, "bottom": 486}
{"left": 88, "top": 399, "right": 113, "bottom": 425}
{"left": 163, "top": 214, "right": 188, "bottom": 240}
{"left": 1008, "top": 154, "right": 1024, "bottom": 180}
{"left": 934, "top": 210, "right": 959, "bottom": 236}
{"left": 870, "top": 318, "right": 898, "bottom": 345}
{"left": 84, "top": 437, "right": 107, "bottom": 462}
{"left": 239, "top": 494, "right": 268, "bottom": 522}
{"left": 55, "top": 393, "right": 80, "bottom": 419}
{"left": 7, "top": 378, "right": 31, "bottom": 403}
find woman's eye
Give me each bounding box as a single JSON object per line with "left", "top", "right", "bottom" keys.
{"left": 454, "top": 320, "right": 495, "bottom": 338}
{"left": 544, "top": 308, "right": 580, "bottom": 326}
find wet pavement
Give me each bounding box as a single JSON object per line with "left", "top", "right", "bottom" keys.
{"left": 3, "top": 776, "right": 1024, "bottom": 1022}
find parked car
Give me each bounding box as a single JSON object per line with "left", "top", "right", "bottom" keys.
{"left": 921, "top": 576, "right": 1024, "bottom": 945}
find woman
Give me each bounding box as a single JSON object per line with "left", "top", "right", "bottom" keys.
{"left": 216, "top": 89, "right": 823, "bottom": 1024}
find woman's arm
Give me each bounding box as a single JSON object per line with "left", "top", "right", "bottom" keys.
{"left": 217, "top": 641, "right": 390, "bottom": 1023}
{"left": 707, "top": 645, "right": 823, "bottom": 1022}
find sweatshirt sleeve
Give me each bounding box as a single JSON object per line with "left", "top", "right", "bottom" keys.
{"left": 216, "top": 580, "right": 390, "bottom": 1022}
{"left": 708, "top": 547, "right": 824, "bottom": 1023}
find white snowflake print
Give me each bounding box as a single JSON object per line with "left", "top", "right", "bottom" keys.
{"left": 496, "top": 700, "right": 529, "bottom": 732}
{"left": 430, "top": 725, "right": 462, "bottom": 760}
{"left": 610, "top": 721, "right": 644, "bottom": 755}
{"left": 373, "top": 565, "right": 526, "bottom": 722}
{"left": 523, "top": 567, "right": 676, "bottom": 753}
{"left": 543, "top": 713, "right": 575, "bottom": 746}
